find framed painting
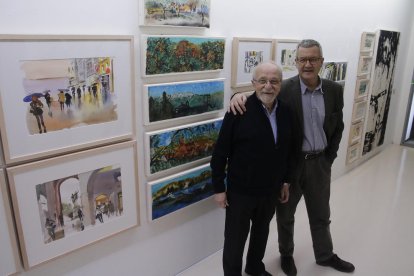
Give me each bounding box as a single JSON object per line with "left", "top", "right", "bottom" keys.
{"left": 231, "top": 37, "right": 275, "bottom": 92}
{"left": 147, "top": 163, "right": 214, "bottom": 221}
{"left": 354, "top": 78, "right": 370, "bottom": 100}
{"left": 275, "top": 39, "right": 300, "bottom": 79}
{"left": 145, "top": 117, "right": 223, "bottom": 176}
{"left": 0, "top": 170, "right": 22, "bottom": 275}
{"left": 142, "top": 0, "right": 210, "bottom": 28}
{"left": 352, "top": 100, "right": 368, "bottom": 122}
{"left": 348, "top": 121, "right": 364, "bottom": 145}
{"left": 143, "top": 78, "right": 225, "bottom": 126}
{"left": 6, "top": 140, "right": 139, "bottom": 269}
{"left": 346, "top": 142, "right": 361, "bottom": 164}
{"left": 0, "top": 35, "right": 135, "bottom": 165}
{"left": 142, "top": 35, "right": 225, "bottom": 77}
{"left": 360, "top": 32, "right": 376, "bottom": 54}
{"left": 357, "top": 55, "right": 373, "bottom": 76}
{"left": 319, "top": 62, "right": 347, "bottom": 82}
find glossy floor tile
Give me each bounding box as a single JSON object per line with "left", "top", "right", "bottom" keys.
{"left": 177, "top": 144, "right": 414, "bottom": 276}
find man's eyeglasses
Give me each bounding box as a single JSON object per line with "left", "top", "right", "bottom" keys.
{"left": 296, "top": 57, "right": 322, "bottom": 65}
{"left": 252, "top": 79, "right": 281, "bottom": 85}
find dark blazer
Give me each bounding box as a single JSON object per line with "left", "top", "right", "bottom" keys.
{"left": 211, "top": 92, "right": 295, "bottom": 196}
{"left": 279, "top": 75, "right": 344, "bottom": 170}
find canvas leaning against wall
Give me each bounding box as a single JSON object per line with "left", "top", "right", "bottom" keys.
{"left": 143, "top": 78, "right": 225, "bottom": 125}
{"left": 362, "top": 30, "right": 400, "bottom": 155}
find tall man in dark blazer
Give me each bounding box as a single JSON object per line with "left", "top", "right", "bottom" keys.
{"left": 230, "top": 40, "right": 355, "bottom": 275}
{"left": 211, "top": 61, "right": 295, "bottom": 276}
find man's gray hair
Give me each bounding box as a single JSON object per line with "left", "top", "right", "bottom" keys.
{"left": 296, "top": 39, "right": 323, "bottom": 57}
{"left": 252, "top": 60, "right": 283, "bottom": 80}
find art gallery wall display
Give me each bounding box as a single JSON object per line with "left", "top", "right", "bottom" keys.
{"left": 0, "top": 35, "right": 135, "bottom": 165}
{"left": 7, "top": 140, "right": 139, "bottom": 269}
{"left": 141, "top": 0, "right": 211, "bottom": 28}
{"left": 231, "top": 37, "right": 276, "bottom": 92}
{"left": 346, "top": 142, "right": 362, "bottom": 164}
{"left": 142, "top": 35, "right": 225, "bottom": 77}
{"left": 143, "top": 78, "right": 225, "bottom": 126}
{"left": 147, "top": 163, "right": 214, "bottom": 221}
{"left": 275, "top": 39, "right": 300, "bottom": 79}
{"left": 0, "top": 169, "right": 22, "bottom": 275}
{"left": 319, "top": 62, "right": 347, "bottom": 82}
{"left": 362, "top": 30, "right": 400, "bottom": 155}
{"left": 145, "top": 117, "right": 223, "bottom": 176}
{"left": 360, "top": 32, "right": 376, "bottom": 54}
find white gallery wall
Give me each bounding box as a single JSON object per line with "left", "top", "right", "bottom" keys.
{"left": 0, "top": 0, "right": 413, "bottom": 275}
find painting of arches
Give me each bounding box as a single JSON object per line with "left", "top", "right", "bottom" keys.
{"left": 36, "top": 165, "right": 123, "bottom": 244}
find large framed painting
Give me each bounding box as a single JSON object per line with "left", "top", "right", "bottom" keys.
{"left": 360, "top": 32, "right": 376, "bottom": 54}
{"left": 145, "top": 117, "right": 223, "bottom": 176}
{"left": 0, "top": 170, "right": 22, "bottom": 275}
{"left": 319, "top": 62, "right": 347, "bottom": 82}
{"left": 354, "top": 78, "right": 370, "bottom": 100}
{"left": 357, "top": 55, "right": 373, "bottom": 76}
{"left": 275, "top": 39, "right": 300, "bottom": 79}
{"left": 142, "top": 35, "right": 225, "bottom": 77}
{"left": 142, "top": 0, "right": 210, "bottom": 28}
{"left": 0, "top": 35, "right": 135, "bottom": 165}
{"left": 6, "top": 141, "right": 139, "bottom": 269}
{"left": 147, "top": 163, "right": 214, "bottom": 221}
{"left": 231, "top": 37, "right": 276, "bottom": 92}
{"left": 143, "top": 78, "right": 225, "bottom": 125}
{"left": 363, "top": 30, "right": 400, "bottom": 155}
{"left": 348, "top": 121, "right": 364, "bottom": 145}
{"left": 352, "top": 100, "right": 368, "bottom": 122}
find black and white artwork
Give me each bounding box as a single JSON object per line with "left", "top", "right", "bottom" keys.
{"left": 362, "top": 30, "right": 400, "bottom": 155}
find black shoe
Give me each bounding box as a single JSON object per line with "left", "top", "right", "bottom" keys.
{"left": 316, "top": 254, "right": 355, "bottom": 273}
{"left": 245, "top": 270, "right": 272, "bottom": 276}
{"left": 281, "top": 256, "right": 297, "bottom": 276}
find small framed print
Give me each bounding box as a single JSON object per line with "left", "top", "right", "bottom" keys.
{"left": 346, "top": 143, "right": 361, "bottom": 164}
{"left": 357, "top": 56, "right": 373, "bottom": 76}
{"left": 231, "top": 37, "right": 276, "bottom": 92}
{"left": 355, "top": 78, "right": 370, "bottom": 100}
{"left": 352, "top": 100, "right": 368, "bottom": 122}
{"left": 7, "top": 141, "right": 139, "bottom": 269}
{"left": 275, "top": 39, "right": 300, "bottom": 79}
{"left": 147, "top": 163, "right": 214, "bottom": 221}
{"left": 348, "top": 121, "right": 364, "bottom": 145}
{"left": 360, "top": 32, "right": 376, "bottom": 54}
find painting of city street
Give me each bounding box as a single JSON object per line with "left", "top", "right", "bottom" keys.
{"left": 147, "top": 118, "right": 222, "bottom": 175}
{"left": 144, "top": 0, "right": 210, "bottom": 28}
{"left": 144, "top": 35, "right": 225, "bottom": 76}
{"left": 149, "top": 164, "right": 214, "bottom": 220}
{"left": 21, "top": 57, "right": 117, "bottom": 135}
{"left": 145, "top": 79, "right": 224, "bottom": 124}
{"left": 36, "top": 165, "right": 123, "bottom": 244}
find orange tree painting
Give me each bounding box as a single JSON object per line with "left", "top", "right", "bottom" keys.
{"left": 145, "top": 36, "right": 225, "bottom": 75}
{"left": 149, "top": 119, "right": 222, "bottom": 174}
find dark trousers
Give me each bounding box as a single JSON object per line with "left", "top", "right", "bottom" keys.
{"left": 276, "top": 155, "right": 334, "bottom": 262}
{"left": 223, "top": 191, "right": 277, "bottom": 276}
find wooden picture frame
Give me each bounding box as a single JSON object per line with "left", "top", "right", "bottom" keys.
{"left": 355, "top": 78, "right": 370, "bottom": 100}
{"left": 275, "top": 39, "right": 300, "bottom": 79}
{"left": 143, "top": 78, "right": 225, "bottom": 126}
{"left": 346, "top": 142, "right": 361, "bottom": 164}
{"left": 357, "top": 56, "right": 373, "bottom": 76}
{"left": 360, "top": 32, "right": 376, "bottom": 54}
{"left": 142, "top": 35, "right": 225, "bottom": 77}
{"left": 348, "top": 121, "right": 364, "bottom": 145}
{"left": 231, "top": 37, "right": 276, "bottom": 92}
{"left": 7, "top": 141, "right": 139, "bottom": 269}
{"left": 0, "top": 169, "right": 22, "bottom": 275}
{"left": 147, "top": 163, "right": 214, "bottom": 221}
{"left": 141, "top": 0, "right": 211, "bottom": 28}
{"left": 0, "top": 35, "right": 135, "bottom": 165}
{"left": 145, "top": 117, "right": 223, "bottom": 176}
{"left": 352, "top": 100, "right": 368, "bottom": 122}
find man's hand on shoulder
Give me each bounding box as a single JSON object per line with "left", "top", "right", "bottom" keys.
{"left": 228, "top": 92, "right": 249, "bottom": 115}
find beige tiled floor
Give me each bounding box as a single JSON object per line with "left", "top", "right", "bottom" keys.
{"left": 177, "top": 144, "right": 414, "bottom": 276}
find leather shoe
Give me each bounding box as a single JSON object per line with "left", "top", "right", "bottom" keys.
{"left": 281, "top": 256, "right": 297, "bottom": 275}
{"left": 316, "top": 254, "right": 355, "bottom": 273}
{"left": 245, "top": 269, "right": 272, "bottom": 276}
